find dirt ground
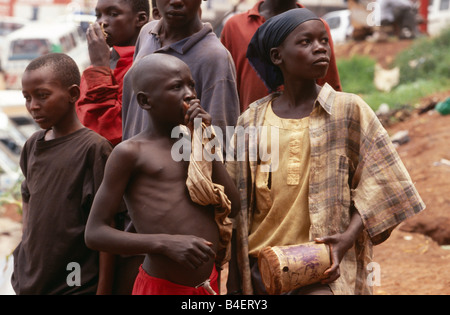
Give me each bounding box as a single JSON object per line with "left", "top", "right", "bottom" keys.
{"left": 1, "top": 39, "right": 449, "bottom": 296}
{"left": 373, "top": 100, "right": 450, "bottom": 295}
{"left": 336, "top": 39, "right": 450, "bottom": 295}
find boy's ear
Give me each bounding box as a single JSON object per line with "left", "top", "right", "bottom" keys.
{"left": 68, "top": 84, "right": 80, "bottom": 104}
{"left": 136, "top": 11, "right": 149, "bottom": 27}
{"left": 270, "top": 47, "right": 282, "bottom": 66}
{"left": 136, "top": 92, "right": 152, "bottom": 110}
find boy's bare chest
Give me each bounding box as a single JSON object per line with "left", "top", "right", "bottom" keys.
{"left": 137, "top": 146, "right": 189, "bottom": 182}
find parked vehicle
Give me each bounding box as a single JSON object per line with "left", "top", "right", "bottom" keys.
{"left": 427, "top": 0, "right": 450, "bottom": 36}
{"left": 0, "top": 111, "right": 24, "bottom": 193}
{"left": 0, "top": 17, "right": 29, "bottom": 71}
{"left": 322, "top": 9, "right": 353, "bottom": 43}
{"left": 56, "top": 13, "right": 96, "bottom": 33}
{"left": 0, "top": 90, "right": 38, "bottom": 193}
{"left": 2, "top": 21, "right": 89, "bottom": 90}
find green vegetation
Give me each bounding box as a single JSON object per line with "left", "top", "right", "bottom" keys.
{"left": 337, "top": 28, "right": 450, "bottom": 111}
{"left": 0, "top": 176, "right": 23, "bottom": 216}
{"left": 395, "top": 28, "right": 450, "bottom": 84}
{"left": 336, "top": 55, "right": 376, "bottom": 95}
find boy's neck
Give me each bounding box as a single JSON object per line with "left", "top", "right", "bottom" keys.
{"left": 259, "top": 0, "right": 298, "bottom": 20}
{"left": 45, "top": 115, "right": 84, "bottom": 141}
{"left": 144, "top": 115, "right": 180, "bottom": 140}
{"left": 273, "top": 80, "right": 320, "bottom": 119}
{"left": 159, "top": 17, "right": 203, "bottom": 47}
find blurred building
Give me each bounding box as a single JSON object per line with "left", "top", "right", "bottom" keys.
{"left": 1, "top": 0, "right": 95, "bottom": 20}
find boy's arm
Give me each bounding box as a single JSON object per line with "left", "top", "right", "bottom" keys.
{"left": 85, "top": 142, "right": 156, "bottom": 255}
{"left": 85, "top": 142, "right": 215, "bottom": 268}
{"left": 76, "top": 22, "right": 123, "bottom": 146}
{"left": 315, "top": 206, "right": 364, "bottom": 284}
{"left": 212, "top": 160, "right": 240, "bottom": 218}
{"left": 21, "top": 201, "right": 28, "bottom": 233}
{"left": 96, "top": 251, "right": 115, "bottom": 295}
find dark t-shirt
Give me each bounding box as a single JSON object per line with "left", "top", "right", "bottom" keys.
{"left": 12, "top": 128, "right": 112, "bottom": 294}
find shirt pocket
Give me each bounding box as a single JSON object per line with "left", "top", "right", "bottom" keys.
{"left": 255, "top": 164, "right": 273, "bottom": 211}
{"left": 337, "top": 155, "right": 351, "bottom": 208}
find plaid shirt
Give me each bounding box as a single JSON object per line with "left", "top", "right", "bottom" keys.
{"left": 226, "top": 83, "right": 425, "bottom": 295}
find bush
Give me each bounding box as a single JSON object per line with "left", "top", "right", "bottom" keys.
{"left": 395, "top": 27, "right": 450, "bottom": 84}
{"left": 337, "top": 55, "right": 376, "bottom": 94}
{"left": 336, "top": 29, "right": 450, "bottom": 111}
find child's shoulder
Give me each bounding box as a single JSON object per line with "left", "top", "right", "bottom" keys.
{"left": 317, "top": 83, "right": 372, "bottom": 114}
{"left": 195, "top": 25, "right": 229, "bottom": 55}
{"left": 333, "top": 90, "right": 373, "bottom": 113}
{"left": 27, "top": 129, "right": 46, "bottom": 142}
{"left": 78, "top": 128, "right": 113, "bottom": 149}
{"left": 140, "top": 19, "right": 158, "bottom": 34}
{"left": 111, "top": 135, "right": 149, "bottom": 159}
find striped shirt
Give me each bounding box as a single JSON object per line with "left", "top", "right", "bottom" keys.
{"left": 226, "top": 83, "right": 425, "bottom": 295}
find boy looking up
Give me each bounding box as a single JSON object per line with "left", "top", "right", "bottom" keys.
{"left": 227, "top": 8, "right": 425, "bottom": 295}
{"left": 220, "top": 0, "right": 342, "bottom": 112}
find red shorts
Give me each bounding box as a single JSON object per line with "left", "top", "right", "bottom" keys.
{"left": 131, "top": 265, "right": 219, "bottom": 295}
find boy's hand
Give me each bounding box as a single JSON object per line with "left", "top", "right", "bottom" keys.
{"left": 315, "top": 209, "right": 364, "bottom": 284}
{"left": 163, "top": 234, "right": 216, "bottom": 270}
{"left": 315, "top": 231, "right": 358, "bottom": 284}
{"left": 86, "top": 22, "right": 110, "bottom": 67}
{"left": 184, "top": 99, "right": 212, "bottom": 132}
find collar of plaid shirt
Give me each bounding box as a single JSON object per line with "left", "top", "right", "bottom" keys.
{"left": 227, "top": 83, "right": 425, "bottom": 295}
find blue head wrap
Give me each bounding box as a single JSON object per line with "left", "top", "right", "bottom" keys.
{"left": 247, "top": 8, "right": 321, "bottom": 92}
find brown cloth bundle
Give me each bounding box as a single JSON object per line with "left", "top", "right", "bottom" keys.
{"left": 185, "top": 123, "right": 233, "bottom": 268}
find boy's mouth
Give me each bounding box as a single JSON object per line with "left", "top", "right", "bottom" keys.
{"left": 183, "top": 101, "right": 190, "bottom": 116}
{"left": 313, "top": 57, "right": 330, "bottom": 65}
{"left": 166, "top": 10, "right": 185, "bottom": 17}
{"left": 33, "top": 116, "right": 46, "bottom": 124}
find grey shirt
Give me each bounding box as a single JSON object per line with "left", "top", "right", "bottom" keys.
{"left": 122, "top": 20, "right": 240, "bottom": 141}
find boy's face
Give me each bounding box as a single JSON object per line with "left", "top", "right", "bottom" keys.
{"left": 156, "top": 0, "right": 202, "bottom": 26}
{"left": 22, "top": 67, "right": 75, "bottom": 130}
{"left": 140, "top": 61, "right": 196, "bottom": 127}
{"left": 274, "top": 20, "right": 331, "bottom": 80}
{"left": 95, "top": 0, "right": 143, "bottom": 46}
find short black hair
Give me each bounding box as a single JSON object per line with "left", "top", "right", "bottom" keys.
{"left": 25, "top": 53, "right": 80, "bottom": 88}
{"left": 124, "top": 0, "right": 150, "bottom": 15}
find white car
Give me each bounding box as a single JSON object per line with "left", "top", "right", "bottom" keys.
{"left": 2, "top": 21, "right": 89, "bottom": 90}
{"left": 322, "top": 9, "right": 353, "bottom": 44}
{"left": 0, "top": 17, "right": 29, "bottom": 71}
{"left": 427, "top": 0, "right": 450, "bottom": 36}
{"left": 0, "top": 90, "right": 39, "bottom": 193}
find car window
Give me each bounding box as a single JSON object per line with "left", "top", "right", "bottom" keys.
{"left": 9, "top": 39, "right": 51, "bottom": 60}
{"left": 326, "top": 16, "right": 341, "bottom": 29}
{"left": 440, "top": 0, "right": 450, "bottom": 10}
{"left": 0, "top": 22, "right": 25, "bottom": 36}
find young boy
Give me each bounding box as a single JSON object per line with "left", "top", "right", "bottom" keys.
{"left": 220, "top": 0, "right": 342, "bottom": 112}
{"left": 121, "top": 0, "right": 240, "bottom": 142}
{"left": 227, "top": 8, "right": 425, "bottom": 295}
{"left": 12, "top": 53, "right": 113, "bottom": 294}
{"left": 85, "top": 54, "right": 240, "bottom": 295}
{"left": 76, "top": 0, "right": 149, "bottom": 146}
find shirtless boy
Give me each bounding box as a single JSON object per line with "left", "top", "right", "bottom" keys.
{"left": 85, "top": 54, "right": 240, "bottom": 295}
